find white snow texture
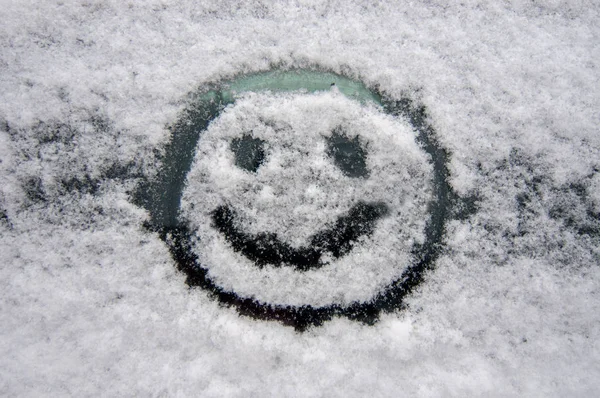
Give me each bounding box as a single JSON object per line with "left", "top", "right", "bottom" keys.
{"left": 1, "top": 1, "right": 599, "bottom": 397}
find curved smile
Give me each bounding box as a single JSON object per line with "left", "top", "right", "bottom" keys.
{"left": 211, "top": 202, "right": 389, "bottom": 271}
{"left": 139, "top": 68, "right": 456, "bottom": 329}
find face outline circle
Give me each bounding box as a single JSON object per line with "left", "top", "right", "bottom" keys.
{"left": 140, "top": 69, "right": 454, "bottom": 330}
{"left": 182, "top": 91, "right": 434, "bottom": 308}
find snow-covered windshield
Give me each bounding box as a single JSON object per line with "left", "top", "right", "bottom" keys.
{"left": 1, "top": 2, "right": 599, "bottom": 396}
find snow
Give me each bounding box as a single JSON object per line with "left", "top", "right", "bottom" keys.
{"left": 1, "top": 0, "right": 599, "bottom": 396}
{"left": 181, "top": 91, "right": 431, "bottom": 306}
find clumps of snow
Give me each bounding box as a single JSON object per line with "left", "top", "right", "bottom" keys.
{"left": 461, "top": 148, "right": 600, "bottom": 269}
{"left": 589, "top": 171, "right": 600, "bottom": 214}
{"left": 1, "top": 0, "right": 600, "bottom": 396}
{"left": 181, "top": 90, "right": 432, "bottom": 306}
{"left": 1, "top": 109, "right": 156, "bottom": 229}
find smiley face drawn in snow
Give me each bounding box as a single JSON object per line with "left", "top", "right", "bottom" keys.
{"left": 181, "top": 91, "right": 432, "bottom": 307}
{"left": 140, "top": 69, "right": 456, "bottom": 330}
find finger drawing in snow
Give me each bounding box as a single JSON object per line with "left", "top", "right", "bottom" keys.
{"left": 140, "top": 69, "right": 465, "bottom": 330}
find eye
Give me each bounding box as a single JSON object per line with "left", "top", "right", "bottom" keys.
{"left": 326, "top": 127, "right": 369, "bottom": 178}
{"left": 230, "top": 134, "right": 266, "bottom": 173}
